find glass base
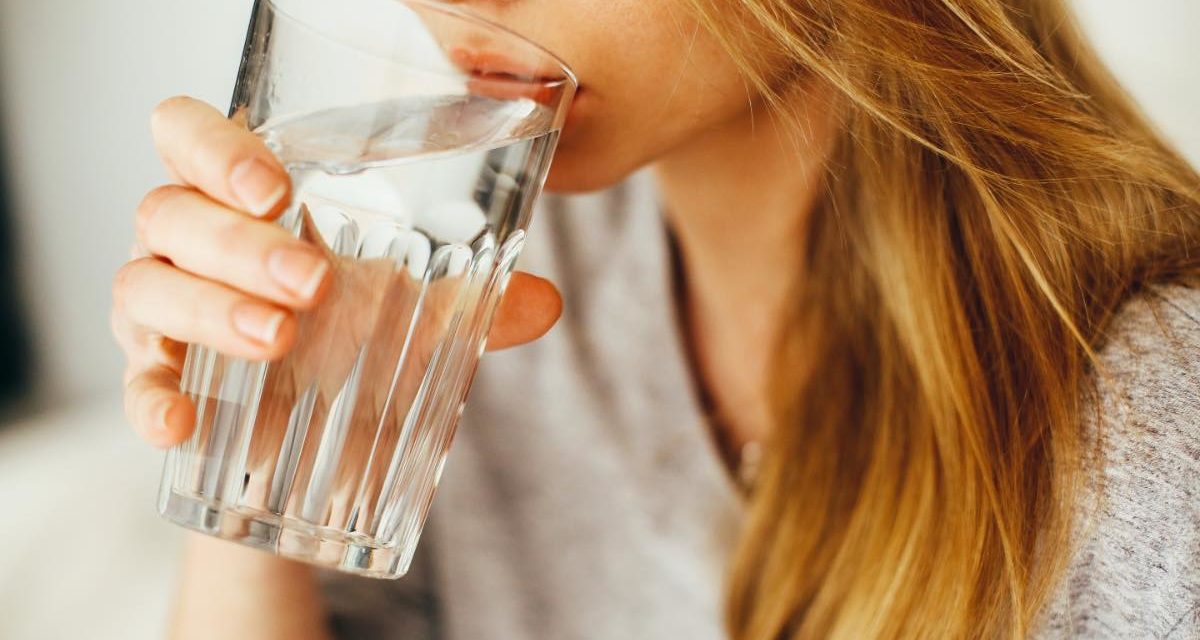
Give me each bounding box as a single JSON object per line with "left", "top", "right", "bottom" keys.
{"left": 158, "top": 490, "right": 412, "bottom": 579}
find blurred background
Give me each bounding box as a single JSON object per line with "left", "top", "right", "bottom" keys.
{"left": 0, "top": 1, "right": 1196, "bottom": 638}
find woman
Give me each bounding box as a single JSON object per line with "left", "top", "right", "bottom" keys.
{"left": 111, "top": 0, "right": 1200, "bottom": 638}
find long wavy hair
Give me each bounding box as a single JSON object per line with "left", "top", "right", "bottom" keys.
{"left": 680, "top": 1, "right": 1200, "bottom": 637}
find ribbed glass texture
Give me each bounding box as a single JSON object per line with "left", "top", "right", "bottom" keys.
{"left": 157, "top": 0, "right": 574, "bottom": 578}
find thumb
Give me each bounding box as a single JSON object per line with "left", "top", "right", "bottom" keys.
{"left": 486, "top": 272, "right": 562, "bottom": 351}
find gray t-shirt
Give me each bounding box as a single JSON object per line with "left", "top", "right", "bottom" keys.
{"left": 320, "top": 172, "right": 1200, "bottom": 639}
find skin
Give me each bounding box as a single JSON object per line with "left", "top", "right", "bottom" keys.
{"left": 111, "top": 1, "right": 837, "bottom": 636}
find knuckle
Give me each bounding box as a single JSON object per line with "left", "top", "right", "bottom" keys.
{"left": 111, "top": 261, "right": 138, "bottom": 314}
{"left": 150, "top": 95, "right": 195, "bottom": 136}
{"left": 123, "top": 364, "right": 142, "bottom": 390}
{"left": 122, "top": 375, "right": 143, "bottom": 426}
{"left": 135, "top": 185, "right": 187, "bottom": 248}
{"left": 110, "top": 307, "right": 131, "bottom": 346}
{"left": 111, "top": 257, "right": 155, "bottom": 315}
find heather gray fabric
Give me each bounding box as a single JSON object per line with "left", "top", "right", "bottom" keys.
{"left": 1034, "top": 284, "right": 1200, "bottom": 638}
{"left": 320, "top": 172, "right": 1200, "bottom": 639}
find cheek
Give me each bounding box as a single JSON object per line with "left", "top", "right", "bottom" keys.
{"left": 537, "top": 7, "right": 753, "bottom": 192}
{"left": 541, "top": 91, "right": 638, "bottom": 193}
{"left": 543, "top": 81, "right": 751, "bottom": 194}
{"left": 475, "top": 0, "right": 752, "bottom": 192}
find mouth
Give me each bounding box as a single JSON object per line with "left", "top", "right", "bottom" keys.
{"left": 448, "top": 48, "right": 570, "bottom": 85}
{"left": 447, "top": 47, "right": 583, "bottom": 128}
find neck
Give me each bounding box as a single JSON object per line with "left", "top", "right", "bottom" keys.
{"left": 652, "top": 84, "right": 837, "bottom": 450}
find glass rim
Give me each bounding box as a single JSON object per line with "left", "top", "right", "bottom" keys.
{"left": 263, "top": 0, "right": 578, "bottom": 92}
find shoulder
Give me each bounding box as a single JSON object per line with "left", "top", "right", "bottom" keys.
{"left": 1097, "top": 283, "right": 1200, "bottom": 415}
{"left": 1092, "top": 284, "right": 1200, "bottom": 476}
{"left": 1090, "top": 285, "right": 1200, "bottom": 497}
{"left": 1040, "top": 284, "right": 1200, "bottom": 638}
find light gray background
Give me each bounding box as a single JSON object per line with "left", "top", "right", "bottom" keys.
{"left": 0, "top": 0, "right": 1198, "bottom": 409}
{"left": 0, "top": 0, "right": 255, "bottom": 407}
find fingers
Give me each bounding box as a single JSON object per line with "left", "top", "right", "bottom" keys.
{"left": 136, "top": 185, "right": 331, "bottom": 308}
{"left": 486, "top": 272, "right": 562, "bottom": 351}
{"left": 112, "top": 306, "right": 187, "bottom": 376}
{"left": 151, "top": 96, "right": 290, "bottom": 218}
{"left": 123, "top": 364, "right": 196, "bottom": 448}
{"left": 113, "top": 257, "right": 298, "bottom": 361}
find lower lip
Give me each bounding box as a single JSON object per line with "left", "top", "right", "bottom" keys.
{"left": 466, "top": 74, "right": 587, "bottom": 130}
{"left": 466, "top": 73, "right": 557, "bottom": 103}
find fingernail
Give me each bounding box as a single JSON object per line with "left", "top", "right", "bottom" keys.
{"left": 232, "top": 303, "right": 286, "bottom": 345}
{"left": 230, "top": 158, "right": 287, "bottom": 216}
{"left": 268, "top": 246, "right": 329, "bottom": 300}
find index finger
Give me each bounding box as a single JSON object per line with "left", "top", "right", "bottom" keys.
{"left": 150, "top": 96, "right": 291, "bottom": 219}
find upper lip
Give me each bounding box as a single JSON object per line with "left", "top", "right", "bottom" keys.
{"left": 448, "top": 47, "right": 569, "bottom": 84}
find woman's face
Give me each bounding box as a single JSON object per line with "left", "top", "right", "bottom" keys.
{"left": 455, "top": 0, "right": 755, "bottom": 192}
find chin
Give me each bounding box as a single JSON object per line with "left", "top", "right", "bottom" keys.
{"left": 541, "top": 145, "right": 642, "bottom": 194}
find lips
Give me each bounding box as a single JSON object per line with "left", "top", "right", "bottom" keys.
{"left": 448, "top": 47, "right": 576, "bottom": 108}
{"left": 448, "top": 47, "right": 564, "bottom": 83}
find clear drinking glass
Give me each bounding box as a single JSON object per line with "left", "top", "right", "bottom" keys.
{"left": 157, "top": 0, "right": 576, "bottom": 578}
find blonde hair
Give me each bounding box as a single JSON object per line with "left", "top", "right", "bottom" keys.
{"left": 682, "top": 1, "right": 1200, "bottom": 637}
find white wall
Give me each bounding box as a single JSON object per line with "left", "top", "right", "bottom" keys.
{"left": 0, "top": 0, "right": 1197, "bottom": 408}
{"left": 1072, "top": 1, "right": 1200, "bottom": 166}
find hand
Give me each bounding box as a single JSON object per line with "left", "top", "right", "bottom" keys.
{"left": 112, "top": 96, "right": 562, "bottom": 449}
